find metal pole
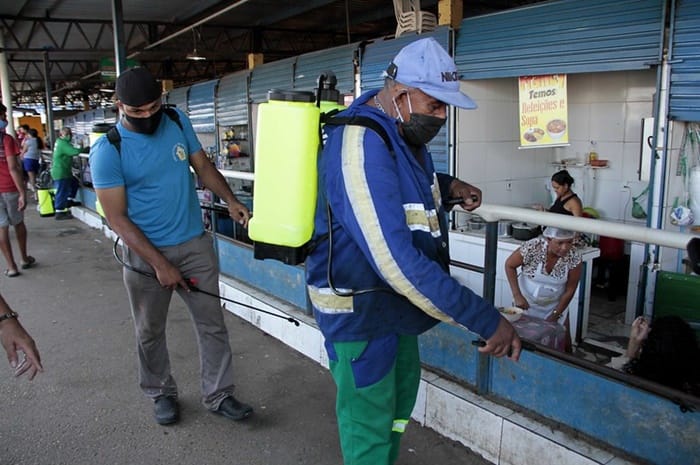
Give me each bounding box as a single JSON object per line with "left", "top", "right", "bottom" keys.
{"left": 42, "top": 50, "right": 55, "bottom": 149}
{"left": 476, "top": 221, "right": 499, "bottom": 395}
{"left": 111, "top": 0, "right": 127, "bottom": 75}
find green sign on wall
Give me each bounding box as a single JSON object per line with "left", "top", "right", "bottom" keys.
{"left": 100, "top": 57, "right": 140, "bottom": 80}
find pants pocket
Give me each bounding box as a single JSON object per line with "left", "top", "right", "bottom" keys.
{"left": 350, "top": 334, "right": 398, "bottom": 389}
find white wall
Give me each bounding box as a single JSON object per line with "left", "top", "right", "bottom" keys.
{"left": 456, "top": 70, "right": 657, "bottom": 225}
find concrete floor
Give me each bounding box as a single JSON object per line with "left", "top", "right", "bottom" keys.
{"left": 0, "top": 207, "right": 491, "bottom": 465}
{"left": 575, "top": 279, "right": 630, "bottom": 364}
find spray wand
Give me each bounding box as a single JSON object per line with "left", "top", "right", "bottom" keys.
{"left": 112, "top": 238, "right": 299, "bottom": 326}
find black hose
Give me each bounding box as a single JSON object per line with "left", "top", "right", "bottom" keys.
{"left": 112, "top": 237, "right": 299, "bottom": 326}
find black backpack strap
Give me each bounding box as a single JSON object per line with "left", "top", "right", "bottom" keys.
{"left": 163, "top": 105, "right": 183, "bottom": 130}
{"left": 324, "top": 115, "right": 393, "bottom": 154}
{"left": 106, "top": 126, "right": 121, "bottom": 154}
{"left": 105, "top": 105, "right": 183, "bottom": 156}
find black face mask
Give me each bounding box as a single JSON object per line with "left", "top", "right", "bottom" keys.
{"left": 125, "top": 108, "right": 163, "bottom": 135}
{"left": 401, "top": 113, "right": 446, "bottom": 146}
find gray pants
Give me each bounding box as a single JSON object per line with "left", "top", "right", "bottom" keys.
{"left": 122, "top": 233, "right": 235, "bottom": 410}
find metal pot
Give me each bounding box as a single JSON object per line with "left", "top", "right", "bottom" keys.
{"left": 498, "top": 221, "right": 513, "bottom": 237}
{"left": 511, "top": 222, "right": 541, "bottom": 241}
{"left": 467, "top": 214, "right": 486, "bottom": 231}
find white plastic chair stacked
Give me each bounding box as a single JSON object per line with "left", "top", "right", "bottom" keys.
{"left": 393, "top": 0, "right": 437, "bottom": 37}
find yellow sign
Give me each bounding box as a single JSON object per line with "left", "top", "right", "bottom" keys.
{"left": 518, "top": 74, "right": 568, "bottom": 148}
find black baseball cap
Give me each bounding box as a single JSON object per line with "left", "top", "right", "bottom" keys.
{"left": 116, "top": 67, "right": 162, "bottom": 106}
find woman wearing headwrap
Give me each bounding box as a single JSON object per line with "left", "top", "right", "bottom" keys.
{"left": 505, "top": 227, "right": 582, "bottom": 351}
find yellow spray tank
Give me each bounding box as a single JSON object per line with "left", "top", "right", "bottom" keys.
{"left": 89, "top": 123, "right": 114, "bottom": 219}
{"left": 37, "top": 188, "right": 56, "bottom": 217}
{"left": 248, "top": 72, "right": 345, "bottom": 265}
{"left": 248, "top": 89, "right": 320, "bottom": 264}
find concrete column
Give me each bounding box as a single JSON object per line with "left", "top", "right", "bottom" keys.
{"left": 0, "top": 28, "right": 16, "bottom": 137}
{"left": 438, "top": 0, "right": 463, "bottom": 29}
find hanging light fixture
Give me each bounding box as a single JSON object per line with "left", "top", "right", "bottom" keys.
{"left": 186, "top": 28, "right": 206, "bottom": 61}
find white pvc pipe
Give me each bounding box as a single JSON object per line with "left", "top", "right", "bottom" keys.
{"left": 472, "top": 203, "right": 692, "bottom": 251}
{"left": 219, "top": 169, "right": 255, "bottom": 182}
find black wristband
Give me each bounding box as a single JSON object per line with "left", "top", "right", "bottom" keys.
{"left": 0, "top": 311, "right": 18, "bottom": 323}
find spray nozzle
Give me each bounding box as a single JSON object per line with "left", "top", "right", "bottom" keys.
{"left": 316, "top": 71, "right": 341, "bottom": 106}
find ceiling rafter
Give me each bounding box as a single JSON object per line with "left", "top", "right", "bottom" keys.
{"left": 1, "top": 0, "right": 545, "bottom": 109}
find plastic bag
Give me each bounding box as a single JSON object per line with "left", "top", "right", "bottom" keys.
{"left": 671, "top": 205, "right": 694, "bottom": 225}
{"left": 631, "top": 186, "right": 648, "bottom": 219}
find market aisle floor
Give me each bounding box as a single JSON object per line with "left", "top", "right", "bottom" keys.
{"left": 0, "top": 207, "right": 490, "bottom": 465}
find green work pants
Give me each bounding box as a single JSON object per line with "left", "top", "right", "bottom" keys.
{"left": 328, "top": 334, "right": 421, "bottom": 465}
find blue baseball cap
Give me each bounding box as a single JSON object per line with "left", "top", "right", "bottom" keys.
{"left": 384, "top": 37, "right": 477, "bottom": 110}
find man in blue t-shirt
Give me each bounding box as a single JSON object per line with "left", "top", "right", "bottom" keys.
{"left": 90, "top": 67, "right": 253, "bottom": 426}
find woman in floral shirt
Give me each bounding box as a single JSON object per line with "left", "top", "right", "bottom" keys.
{"left": 505, "top": 227, "right": 582, "bottom": 351}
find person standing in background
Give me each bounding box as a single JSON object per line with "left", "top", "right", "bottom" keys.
{"left": 20, "top": 128, "right": 43, "bottom": 201}
{"left": 0, "top": 103, "right": 34, "bottom": 277}
{"left": 546, "top": 170, "right": 583, "bottom": 217}
{"left": 51, "top": 127, "right": 82, "bottom": 220}
{"left": 16, "top": 124, "right": 28, "bottom": 148}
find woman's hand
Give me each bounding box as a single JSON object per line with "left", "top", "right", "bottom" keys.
{"left": 513, "top": 295, "right": 529, "bottom": 310}
{"left": 630, "top": 316, "right": 651, "bottom": 344}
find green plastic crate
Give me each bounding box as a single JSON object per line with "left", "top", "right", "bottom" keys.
{"left": 654, "top": 271, "right": 700, "bottom": 343}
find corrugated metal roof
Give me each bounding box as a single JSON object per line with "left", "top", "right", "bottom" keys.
{"left": 0, "top": 0, "right": 543, "bottom": 108}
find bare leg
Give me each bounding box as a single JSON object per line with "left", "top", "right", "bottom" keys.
{"left": 0, "top": 226, "right": 18, "bottom": 273}
{"left": 27, "top": 172, "right": 37, "bottom": 200}
{"left": 14, "top": 222, "right": 29, "bottom": 264}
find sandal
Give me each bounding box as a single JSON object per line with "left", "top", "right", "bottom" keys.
{"left": 20, "top": 256, "right": 36, "bottom": 269}
{"left": 4, "top": 269, "right": 20, "bottom": 277}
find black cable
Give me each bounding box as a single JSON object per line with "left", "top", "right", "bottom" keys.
{"left": 325, "top": 202, "right": 394, "bottom": 297}
{"left": 112, "top": 237, "right": 299, "bottom": 326}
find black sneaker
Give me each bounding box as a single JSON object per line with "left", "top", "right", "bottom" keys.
{"left": 67, "top": 200, "right": 82, "bottom": 207}
{"left": 213, "top": 396, "right": 253, "bottom": 421}
{"left": 154, "top": 396, "right": 179, "bottom": 425}
{"left": 55, "top": 211, "right": 73, "bottom": 220}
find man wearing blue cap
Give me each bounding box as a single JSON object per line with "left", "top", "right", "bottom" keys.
{"left": 90, "top": 67, "right": 253, "bottom": 426}
{"left": 306, "top": 38, "right": 521, "bottom": 464}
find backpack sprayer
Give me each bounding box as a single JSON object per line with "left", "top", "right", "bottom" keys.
{"left": 247, "top": 72, "right": 345, "bottom": 265}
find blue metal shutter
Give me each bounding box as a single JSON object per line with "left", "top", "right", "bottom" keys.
{"left": 166, "top": 86, "right": 189, "bottom": 112}
{"left": 216, "top": 71, "right": 250, "bottom": 127}
{"left": 249, "top": 57, "right": 296, "bottom": 104}
{"left": 294, "top": 42, "right": 359, "bottom": 95}
{"left": 75, "top": 112, "right": 89, "bottom": 137}
{"left": 455, "top": 0, "right": 664, "bottom": 79}
{"left": 360, "top": 27, "right": 451, "bottom": 174}
{"left": 360, "top": 27, "right": 450, "bottom": 93}
{"left": 669, "top": 0, "right": 700, "bottom": 121}
{"left": 188, "top": 79, "right": 218, "bottom": 133}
